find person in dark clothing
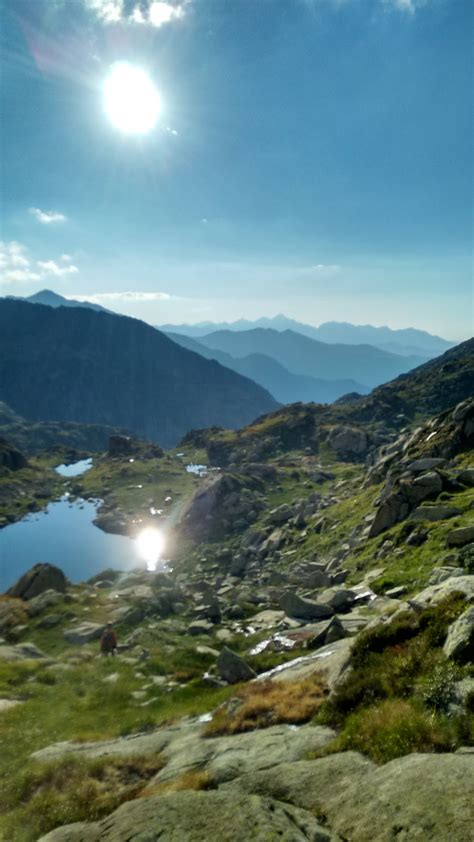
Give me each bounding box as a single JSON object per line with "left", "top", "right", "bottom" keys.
{"left": 100, "top": 622, "right": 117, "bottom": 656}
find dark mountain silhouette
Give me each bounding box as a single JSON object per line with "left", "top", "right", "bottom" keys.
{"left": 166, "top": 332, "right": 369, "bottom": 404}
{"left": 7, "top": 289, "right": 109, "bottom": 313}
{"left": 194, "top": 328, "right": 428, "bottom": 388}
{"left": 0, "top": 301, "right": 277, "bottom": 448}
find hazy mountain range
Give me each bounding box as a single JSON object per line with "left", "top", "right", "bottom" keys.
{"left": 3, "top": 289, "right": 449, "bottom": 407}
{"left": 0, "top": 300, "right": 277, "bottom": 448}
{"left": 158, "top": 314, "right": 454, "bottom": 358}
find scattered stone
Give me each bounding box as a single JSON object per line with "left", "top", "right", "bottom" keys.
{"left": 458, "top": 468, "right": 474, "bottom": 487}
{"left": 216, "top": 647, "right": 256, "bottom": 683}
{"left": 407, "top": 458, "right": 448, "bottom": 472}
{"left": 37, "top": 613, "right": 62, "bottom": 629}
{"left": 188, "top": 620, "right": 214, "bottom": 636}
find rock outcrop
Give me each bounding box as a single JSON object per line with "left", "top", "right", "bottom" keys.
{"left": 6, "top": 564, "right": 68, "bottom": 600}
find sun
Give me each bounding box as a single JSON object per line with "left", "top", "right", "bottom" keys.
{"left": 103, "top": 62, "right": 161, "bottom": 134}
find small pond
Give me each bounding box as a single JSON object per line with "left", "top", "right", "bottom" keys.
{"left": 55, "top": 458, "right": 93, "bottom": 477}
{"left": 0, "top": 496, "right": 164, "bottom": 592}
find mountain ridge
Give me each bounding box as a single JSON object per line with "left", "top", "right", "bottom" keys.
{"left": 0, "top": 300, "right": 278, "bottom": 448}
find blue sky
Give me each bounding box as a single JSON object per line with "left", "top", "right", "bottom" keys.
{"left": 0, "top": 0, "right": 472, "bottom": 339}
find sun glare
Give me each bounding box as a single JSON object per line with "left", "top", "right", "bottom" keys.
{"left": 103, "top": 62, "right": 161, "bottom": 134}
{"left": 136, "top": 527, "right": 165, "bottom": 571}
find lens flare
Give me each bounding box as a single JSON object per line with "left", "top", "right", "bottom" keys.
{"left": 136, "top": 527, "right": 165, "bottom": 572}
{"left": 103, "top": 62, "right": 161, "bottom": 134}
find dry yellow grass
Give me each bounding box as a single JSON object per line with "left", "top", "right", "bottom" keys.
{"left": 142, "top": 769, "right": 212, "bottom": 797}
{"left": 203, "top": 676, "right": 328, "bottom": 737}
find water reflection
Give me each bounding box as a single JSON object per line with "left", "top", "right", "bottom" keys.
{"left": 55, "top": 458, "right": 93, "bottom": 477}
{"left": 0, "top": 497, "right": 165, "bottom": 590}
{"left": 135, "top": 526, "right": 165, "bottom": 572}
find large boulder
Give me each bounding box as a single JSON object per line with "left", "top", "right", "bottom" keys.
{"left": 409, "top": 575, "right": 474, "bottom": 609}
{"left": 328, "top": 426, "right": 368, "bottom": 458}
{"left": 216, "top": 647, "right": 256, "bottom": 683}
{"left": 6, "top": 564, "right": 68, "bottom": 600}
{"left": 258, "top": 638, "right": 353, "bottom": 690}
{"left": 444, "top": 606, "right": 474, "bottom": 663}
{"left": 446, "top": 525, "right": 474, "bottom": 547}
{"left": 409, "top": 505, "right": 461, "bottom": 522}
{"left": 280, "top": 591, "right": 334, "bottom": 621}
{"left": 38, "top": 789, "right": 335, "bottom": 842}
{"left": 229, "top": 751, "right": 474, "bottom": 842}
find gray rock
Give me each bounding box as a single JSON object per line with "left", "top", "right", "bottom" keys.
{"left": 268, "top": 504, "right": 292, "bottom": 525}
{"left": 446, "top": 525, "right": 474, "bottom": 547}
{"left": 0, "top": 641, "right": 48, "bottom": 661}
{"left": 328, "top": 426, "right": 368, "bottom": 456}
{"left": 410, "top": 575, "right": 474, "bottom": 609}
{"left": 368, "top": 492, "right": 409, "bottom": 537}
{"left": 216, "top": 646, "right": 256, "bottom": 683}
{"left": 428, "top": 566, "right": 465, "bottom": 585}
{"left": 7, "top": 564, "right": 68, "bottom": 600}
{"left": 37, "top": 613, "right": 62, "bottom": 629}
{"left": 444, "top": 606, "right": 474, "bottom": 663}
{"left": 63, "top": 622, "right": 106, "bottom": 645}
{"left": 187, "top": 619, "right": 214, "bottom": 636}
{"left": 317, "top": 588, "right": 356, "bottom": 613}
{"left": 280, "top": 591, "right": 334, "bottom": 621}
{"left": 406, "top": 457, "right": 448, "bottom": 472}
{"left": 26, "top": 589, "right": 65, "bottom": 616}
{"left": 38, "top": 789, "right": 336, "bottom": 842}
{"left": 409, "top": 505, "right": 461, "bottom": 522}
{"left": 228, "top": 751, "right": 474, "bottom": 842}
{"left": 403, "top": 470, "right": 443, "bottom": 504}
{"left": 458, "top": 468, "right": 474, "bottom": 487}
{"left": 258, "top": 638, "right": 353, "bottom": 691}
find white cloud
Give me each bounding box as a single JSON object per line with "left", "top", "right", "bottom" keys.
{"left": 29, "top": 207, "right": 67, "bottom": 225}
{"left": 70, "top": 291, "right": 172, "bottom": 303}
{"left": 37, "top": 260, "right": 79, "bottom": 277}
{"left": 0, "top": 241, "right": 79, "bottom": 285}
{"left": 85, "top": 0, "right": 189, "bottom": 28}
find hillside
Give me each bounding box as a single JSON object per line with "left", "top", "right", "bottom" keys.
{"left": 188, "top": 338, "right": 474, "bottom": 468}
{"left": 166, "top": 331, "right": 368, "bottom": 404}
{"left": 0, "top": 301, "right": 277, "bottom": 448}
{"left": 196, "top": 328, "right": 427, "bottom": 388}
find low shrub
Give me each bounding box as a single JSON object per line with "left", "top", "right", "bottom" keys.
{"left": 329, "top": 699, "right": 457, "bottom": 763}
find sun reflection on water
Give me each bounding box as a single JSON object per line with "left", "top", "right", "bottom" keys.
{"left": 135, "top": 526, "right": 165, "bottom": 572}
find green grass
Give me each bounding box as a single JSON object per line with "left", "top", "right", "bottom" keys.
{"left": 315, "top": 593, "right": 474, "bottom": 763}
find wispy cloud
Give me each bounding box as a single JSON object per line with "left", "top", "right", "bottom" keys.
{"left": 383, "top": 0, "right": 429, "bottom": 12}
{"left": 85, "top": 0, "right": 189, "bottom": 28}
{"left": 29, "top": 207, "right": 67, "bottom": 225}
{"left": 0, "top": 242, "right": 79, "bottom": 285}
{"left": 70, "top": 291, "right": 173, "bottom": 303}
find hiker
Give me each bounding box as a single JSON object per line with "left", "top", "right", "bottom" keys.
{"left": 100, "top": 622, "right": 117, "bottom": 656}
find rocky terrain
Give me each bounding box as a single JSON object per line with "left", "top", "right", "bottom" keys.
{"left": 0, "top": 362, "right": 472, "bottom": 839}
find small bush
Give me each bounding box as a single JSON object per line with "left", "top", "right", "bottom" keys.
{"left": 459, "top": 543, "right": 474, "bottom": 574}
{"left": 418, "top": 660, "right": 462, "bottom": 711}
{"left": 203, "top": 676, "right": 327, "bottom": 737}
{"left": 330, "top": 699, "right": 456, "bottom": 763}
